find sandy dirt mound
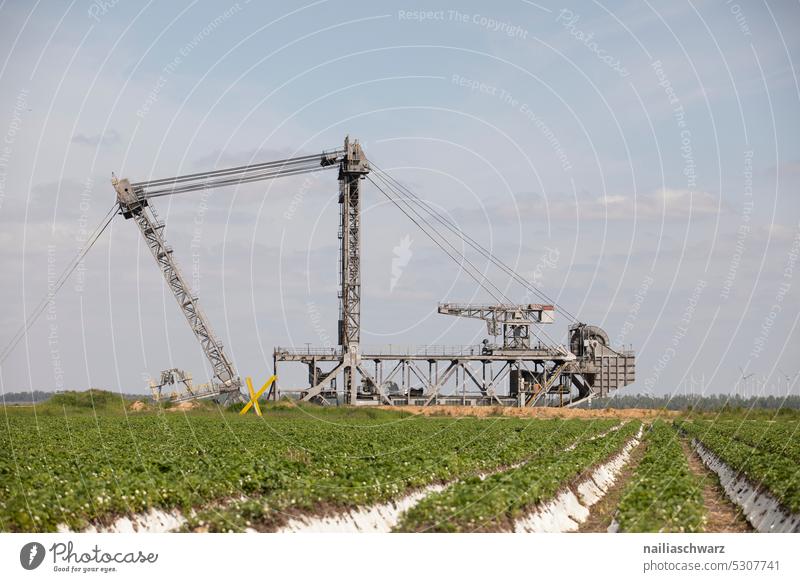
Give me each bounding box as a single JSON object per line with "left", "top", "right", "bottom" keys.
{"left": 129, "top": 400, "right": 148, "bottom": 412}
{"left": 383, "top": 405, "right": 675, "bottom": 420}
{"left": 168, "top": 400, "right": 201, "bottom": 412}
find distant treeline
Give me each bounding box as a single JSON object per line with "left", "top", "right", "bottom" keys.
{"left": 2, "top": 390, "right": 54, "bottom": 403}
{"left": 576, "top": 393, "right": 800, "bottom": 411}
{"left": 2, "top": 390, "right": 150, "bottom": 404}
{"left": 4, "top": 389, "right": 798, "bottom": 411}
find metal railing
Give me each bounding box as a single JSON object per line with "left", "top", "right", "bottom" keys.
{"left": 363, "top": 344, "right": 484, "bottom": 357}
{"left": 274, "top": 346, "right": 342, "bottom": 357}
{"left": 274, "top": 344, "right": 577, "bottom": 358}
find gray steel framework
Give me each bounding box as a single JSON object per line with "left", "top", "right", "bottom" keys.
{"left": 337, "top": 137, "right": 369, "bottom": 404}
{"left": 275, "top": 138, "right": 635, "bottom": 407}
{"left": 437, "top": 303, "right": 555, "bottom": 350}
{"left": 113, "top": 178, "right": 241, "bottom": 401}
{"left": 111, "top": 135, "right": 635, "bottom": 407}
{"left": 113, "top": 146, "right": 346, "bottom": 403}
{"left": 276, "top": 339, "right": 634, "bottom": 407}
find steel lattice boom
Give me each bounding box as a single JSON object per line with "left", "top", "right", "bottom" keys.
{"left": 112, "top": 136, "right": 635, "bottom": 407}
{"left": 112, "top": 148, "right": 343, "bottom": 403}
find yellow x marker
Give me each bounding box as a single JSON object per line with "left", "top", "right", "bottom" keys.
{"left": 240, "top": 375, "right": 276, "bottom": 416}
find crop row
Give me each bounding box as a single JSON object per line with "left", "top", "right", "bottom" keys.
{"left": 615, "top": 420, "right": 705, "bottom": 532}
{"left": 0, "top": 410, "right": 618, "bottom": 532}
{"left": 677, "top": 419, "right": 800, "bottom": 513}
{"left": 185, "top": 417, "right": 621, "bottom": 531}
{"left": 394, "top": 420, "right": 640, "bottom": 532}
{"left": 677, "top": 419, "right": 800, "bottom": 462}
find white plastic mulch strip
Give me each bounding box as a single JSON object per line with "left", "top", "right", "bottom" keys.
{"left": 57, "top": 508, "right": 187, "bottom": 533}
{"left": 56, "top": 494, "right": 251, "bottom": 533}
{"left": 279, "top": 422, "right": 629, "bottom": 533}
{"left": 563, "top": 421, "right": 625, "bottom": 452}
{"left": 276, "top": 484, "right": 447, "bottom": 533}
{"left": 692, "top": 439, "right": 800, "bottom": 533}
{"left": 54, "top": 423, "right": 630, "bottom": 534}
{"left": 514, "top": 424, "right": 644, "bottom": 533}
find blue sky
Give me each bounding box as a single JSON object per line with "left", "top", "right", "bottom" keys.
{"left": 0, "top": 0, "right": 798, "bottom": 398}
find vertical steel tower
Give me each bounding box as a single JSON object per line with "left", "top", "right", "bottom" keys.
{"left": 338, "top": 137, "right": 370, "bottom": 404}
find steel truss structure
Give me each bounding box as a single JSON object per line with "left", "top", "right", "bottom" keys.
{"left": 276, "top": 329, "right": 634, "bottom": 407}
{"left": 274, "top": 139, "right": 636, "bottom": 407}
{"left": 113, "top": 135, "right": 635, "bottom": 406}
{"left": 112, "top": 148, "right": 344, "bottom": 403}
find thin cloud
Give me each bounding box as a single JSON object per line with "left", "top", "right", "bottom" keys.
{"left": 71, "top": 129, "right": 122, "bottom": 147}
{"left": 454, "top": 188, "right": 727, "bottom": 224}
{"left": 595, "top": 188, "right": 724, "bottom": 220}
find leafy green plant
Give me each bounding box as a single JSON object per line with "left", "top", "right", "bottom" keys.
{"left": 396, "top": 421, "right": 640, "bottom": 532}
{"left": 616, "top": 420, "right": 705, "bottom": 532}
{"left": 0, "top": 408, "right": 618, "bottom": 532}
{"left": 677, "top": 418, "right": 800, "bottom": 513}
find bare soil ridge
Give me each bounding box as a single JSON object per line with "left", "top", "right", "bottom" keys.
{"left": 384, "top": 405, "right": 676, "bottom": 420}
{"left": 679, "top": 439, "right": 751, "bottom": 532}
{"left": 578, "top": 439, "right": 649, "bottom": 532}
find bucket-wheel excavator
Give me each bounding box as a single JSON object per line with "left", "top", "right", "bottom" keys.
{"left": 114, "top": 137, "right": 634, "bottom": 406}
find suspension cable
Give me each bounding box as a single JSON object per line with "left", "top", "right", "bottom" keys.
{"left": 132, "top": 150, "right": 342, "bottom": 189}
{"left": 369, "top": 161, "right": 579, "bottom": 323}
{"left": 367, "top": 175, "right": 511, "bottom": 305}
{"left": 373, "top": 163, "right": 578, "bottom": 322}
{"left": 0, "top": 203, "right": 118, "bottom": 366}
{"left": 142, "top": 163, "right": 330, "bottom": 198}
{"left": 367, "top": 170, "right": 567, "bottom": 347}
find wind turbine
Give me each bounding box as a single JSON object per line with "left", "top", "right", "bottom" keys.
{"left": 778, "top": 368, "right": 800, "bottom": 395}
{"left": 738, "top": 366, "right": 755, "bottom": 399}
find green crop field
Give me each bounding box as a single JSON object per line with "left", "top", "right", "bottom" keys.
{"left": 677, "top": 418, "right": 800, "bottom": 514}
{"left": 615, "top": 420, "right": 706, "bottom": 532}
{"left": 396, "top": 421, "right": 640, "bottom": 532}
{"left": 2, "top": 391, "right": 798, "bottom": 533}
{"left": 0, "top": 394, "right": 619, "bottom": 532}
